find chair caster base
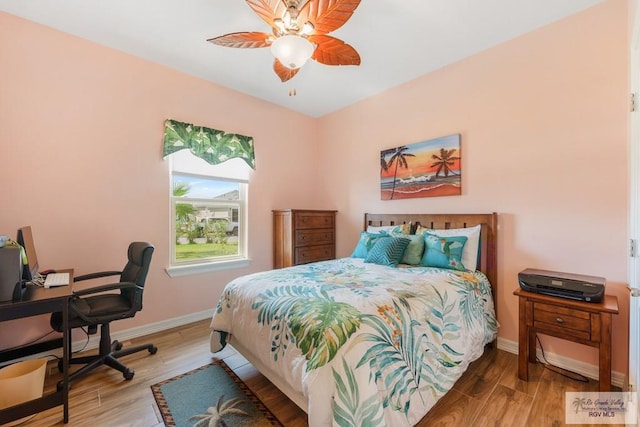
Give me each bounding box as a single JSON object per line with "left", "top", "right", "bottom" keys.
{"left": 123, "top": 369, "right": 135, "bottom": 380}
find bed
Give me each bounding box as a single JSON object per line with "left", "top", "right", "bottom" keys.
{"left": 210, "top": 213, "right": 498, "bottom": 426}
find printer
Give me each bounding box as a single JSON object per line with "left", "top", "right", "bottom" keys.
{"left": 518, "top": 268, "right": 605, "bottom": 303}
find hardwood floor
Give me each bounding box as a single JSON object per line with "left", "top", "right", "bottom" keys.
{"left": 19, "top": 319, "right": 620, "bottom": 426}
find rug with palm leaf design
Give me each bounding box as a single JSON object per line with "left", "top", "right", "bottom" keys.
{"left": 151, "top": 360, "right": 282, "bottom": 427}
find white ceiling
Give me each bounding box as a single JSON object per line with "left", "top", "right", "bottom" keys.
{"left": 0, "top": 0, "right": 604, "bottom": 117}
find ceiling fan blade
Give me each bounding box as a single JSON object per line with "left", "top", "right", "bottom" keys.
{"left": 207, "top": 32, "right": 272, "bottom": 48}
{"left": 246, "top": 0, "right": 288, "bottom": 30}
{"left": 297, "top": 0, "right": 361, "bottom": 34}
{"left": 273, "top": 59, "right": 300, "bottom": 82}
{"left": 310, "top": 35, "right": 360, "bottom": 66}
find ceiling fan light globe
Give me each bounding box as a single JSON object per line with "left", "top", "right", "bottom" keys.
{"left": 271, "top": 35, "right": 315, "bottom": 69}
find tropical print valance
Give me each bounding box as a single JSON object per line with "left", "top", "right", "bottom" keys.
{"left": 163, "top": 119, "right": 255, "bottom": 169}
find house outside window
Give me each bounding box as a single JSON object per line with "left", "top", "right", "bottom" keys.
{"left": 166, "top": 150, "right": 250, "bottom": 277}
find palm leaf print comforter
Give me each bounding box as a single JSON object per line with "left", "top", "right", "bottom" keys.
{"left": 210, "top": 258, "right": 498, "bottom": 426}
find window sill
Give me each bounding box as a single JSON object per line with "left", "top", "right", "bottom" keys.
{"left": 165, "top": 258, "right": 251, "bottom": 278}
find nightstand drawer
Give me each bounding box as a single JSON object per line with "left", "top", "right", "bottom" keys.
{"left": 295, "top": 244, "right": 334, "bottom": 264}
{"left": 533, "top": 302, "right": 591, "bottom": 339}
{"left": 295, "top": 229, "right": 334, "bottom": 247}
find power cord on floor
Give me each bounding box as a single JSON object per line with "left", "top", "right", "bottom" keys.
{"left": 73, "top": 326, "right": 91, "bottom": 355}
{"left": 0, "top": 330, "right": 56, "bottom": 353}
{"left": 44, "top": 327, "right": 92, "bottom": 369}
{"left": 535, "top": 335, "right": 589, "bottom": 383}
{"left": 1, "top": 326, "right": 92, "bottom": 368}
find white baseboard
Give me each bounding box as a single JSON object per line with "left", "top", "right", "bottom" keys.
{"left": 497, "top": 337, "right": 625, "bottom": 389}
{"left": 2, "top": 309, "right": 214, "bottom": 366}
{"left": 74, "top": 309, "right": 215, "bottom": 352}
{"left": 6, "top": 313, "right": 625, "bottom": 391}
{"left": 76, "top": 321, "right": 627, "bottom": 389}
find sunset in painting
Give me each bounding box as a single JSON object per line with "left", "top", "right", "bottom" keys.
{"left": 380, "top": 134, "right": 461, "bottom": 200}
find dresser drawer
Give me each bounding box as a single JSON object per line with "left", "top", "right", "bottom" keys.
{"left": 295, "top": 229, "right": 334, "bottom": 247}
{"left": 294, "top": 213, "right": 335, "bottom": 229}
{"left": 274, "top": 209, "right": 337, "bottom": 268}
{"left": 295, "top": 244, "right": 334, "bottom": 264}
{"left": 533, "top": 302, "right": 591, "bottom": 340}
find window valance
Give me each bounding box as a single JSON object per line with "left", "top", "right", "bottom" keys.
{"left": 163, "top": 119, "right": 255, "bottom": 169}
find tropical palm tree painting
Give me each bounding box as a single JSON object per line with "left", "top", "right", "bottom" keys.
{"left": 381, "top": 134, "right": 461, "bottom": 200}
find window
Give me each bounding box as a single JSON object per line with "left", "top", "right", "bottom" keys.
{"left": 172, "top": 173, "right": 245, "bottom": 258}
{"left": 166, "top": 150, "right": 250, "bottom": 277}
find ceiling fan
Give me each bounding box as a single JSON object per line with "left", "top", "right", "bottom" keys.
{"left": 207, "top": 0, "right": 362, "bottom": 82}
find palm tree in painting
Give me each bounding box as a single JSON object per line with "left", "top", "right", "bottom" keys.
{"left": 380, "top": 148, "right": 396, "bottom": 172}
{"left": 384, "top": 146, "right": 415, "bottom": 199}
{"left": 430, "top": 148, "right": 460, "bottom": 178}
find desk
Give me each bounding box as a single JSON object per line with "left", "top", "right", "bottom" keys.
{"left": 514, "top": 288, "right": 619, "bottom": 391}
{"left": 0, "top": 269, "right": 73, "bottom": 424}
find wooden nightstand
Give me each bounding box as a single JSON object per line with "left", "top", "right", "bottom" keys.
{"left": 514, "top": 288, "right": 619, "bottom": 391}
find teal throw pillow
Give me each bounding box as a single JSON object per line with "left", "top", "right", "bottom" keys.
{"left": 351, "top": 232, "right": 387, "bottom": 258}
{"left": 365, "top": 237, "right": 411, "bottom": 267}
{"left": 400, "top": 234, "right": 425, "bottom": 265}
{"left": 421, "top": 233, "right": 467, "bottom": 271}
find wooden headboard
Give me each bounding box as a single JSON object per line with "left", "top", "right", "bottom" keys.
{"left": 364, "top": 213, "right": 498, "bottom": 314}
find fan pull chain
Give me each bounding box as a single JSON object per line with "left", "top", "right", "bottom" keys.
{"left": 288, "top": 88, "right": 297, "bottom": 96}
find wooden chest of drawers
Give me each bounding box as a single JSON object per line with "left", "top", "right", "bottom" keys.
{"left": 273, "top": 209, "right": 337, "bottom": 268}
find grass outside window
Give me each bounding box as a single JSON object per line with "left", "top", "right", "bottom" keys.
{"left": 175, "top": 242, "right": 239, "bottom": 260}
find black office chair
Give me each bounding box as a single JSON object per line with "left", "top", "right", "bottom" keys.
{"left": 50, "top": 242, "right": 157, "bottom": 386}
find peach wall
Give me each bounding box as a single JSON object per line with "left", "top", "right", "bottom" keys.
{"left": 318, "top": 0, "right": 630, "bottom": 373}
{"left": 0, "top": 12, "right": 326, "bottom": 347}
{"left": 0, "top": 1, "right": 631, "bottom": 377}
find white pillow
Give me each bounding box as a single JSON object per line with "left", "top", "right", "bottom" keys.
{"left": 366, "top": 224, "right": 410, "bottom": 235}
{"left": 417, "top": 224, "right": 481, "bottom": 271}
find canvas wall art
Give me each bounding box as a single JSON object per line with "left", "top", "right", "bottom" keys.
{"left": 380, "top": 134, "right": 461, "bottom": 200}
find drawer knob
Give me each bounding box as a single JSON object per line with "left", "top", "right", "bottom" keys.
{"left": 556, "top": 317, "right": 564, "bottom": 324}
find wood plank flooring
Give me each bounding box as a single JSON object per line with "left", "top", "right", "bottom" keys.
{"left": 18, "top": 319, "right": 620, "bottom": 426}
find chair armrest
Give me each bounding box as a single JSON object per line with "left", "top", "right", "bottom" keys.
{"left": 73, "top": 282, "right": 140, "bottom": 297}
{"left": 74, "top": 271, "right": 122, "bottom": 282}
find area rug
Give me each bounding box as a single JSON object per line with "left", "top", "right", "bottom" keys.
{"left": 151, "top": 360, "right": 283, "bottom": 427}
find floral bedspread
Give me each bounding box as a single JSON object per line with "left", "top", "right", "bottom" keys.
{"left": 210, "top": 258, "right": 498, "bottom": 426}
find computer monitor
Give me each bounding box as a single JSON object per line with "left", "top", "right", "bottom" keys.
{"left": 17, "top": 226, "right": 39, "bottom": 281}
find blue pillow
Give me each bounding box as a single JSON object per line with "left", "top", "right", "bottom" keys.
{"left": 421, "top": 233, "right": 467, "bottom": 271}
{"left": 365, "top": 237, "right": 411, "bottom": 267}
{"left": 351, "top": 232, "right": 387, "bottom": 258}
